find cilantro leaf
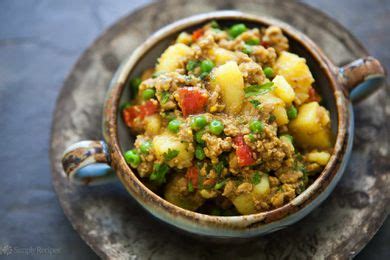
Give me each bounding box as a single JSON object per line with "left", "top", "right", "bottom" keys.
{"left": 251, "top": 172, "right": 261, "bottom": 185}
{"left": 249, "top": 100, "right": 261, "bottom": 108}
{"left": 213, "top": 161, "right": 224, "bottom": 176}
{"left": 149, "top": 163, "right": 169, "bottom": 185}
{"left": 161, "top": 91, "right": 170, "bottom": 104}
{"left": 163, "top": 149, "right": 179, "bottom": 161}
{"left": 244, "top": 82, "right": 274, "bottom": 97}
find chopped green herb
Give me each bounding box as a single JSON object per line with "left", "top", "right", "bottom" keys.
{"left": 120, "top": 102, "right": 132, "bottom": 111}
{"left": 249, "top": 100, "right": 261, "bottom": 108}
{"left": 161, "top": 91, "right": 170, "bottom": 104}
{"left": 251, "top": 172, "right": 261, "bottom": 185}
{"left": 195, "top": 130, "right": 205, "bottom": 144}
{"left": 163, "top": 149, "right": 179, "bottom": 161}
{"left": 269, "top": 114, "right": 276, "bottom": 123}
{"left": 213, "top": 161, "right": 224, "bottom": 176}
{"left": 188, "top": 181, "right": 194, "bottom": 192}
{"left": 149, "top": 163, "right": 169, "bottom": 185}
{"left": 195, "top": 145, "right": 206, "bottom": 160}
{"left": 244, "top": 82, "right": 274, "bottom": 97}
{"left": 246, "top": 38, "right": 260, "bottom": 45}
{"left": 186, "top": 60, "right": 199, "bottom": 71}
{"left": 210, "top": 208, "right": 221, "bottom": 216}
{"left": 214, "top": 180, "right": 226, "bottom": 190}
{"left": 129, "top": 77, "right": 141, "bottom": 98}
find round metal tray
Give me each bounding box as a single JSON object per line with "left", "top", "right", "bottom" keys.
{"left": 50, "top": 0, "right": 389, "bottom": 258}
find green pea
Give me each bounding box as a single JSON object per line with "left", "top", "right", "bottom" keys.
{"left": 209, "top": 120, "right": 224, "bottom": 135}
{"left": 287, "top": 105, "right": 298, "bottom": 119}
{"left": 248, "top": 133, "right": 256, "bottom": 142}
{"left": 195, "top": 130, "right": 205, "bottom": 144}
{"left": 168, "top": 119, "right": 181, "bottom": 133}
{"left": 200, "top": 59, "right": 215, "bottom": 73}
{"left": 246, "top": 38, "right": 260, "bottom": 45}
{"left": 140, "top": 141, "right": 152, "bottom": 154}
{"left": 195, "top": 145, "right": 206, "bottom": 160}
{"left": 124, "top": 149, "right": 141, "bottom": 168}
{"left": 249, "top": 120, "right": 264, "bottom": 133}
{"left": 191, "top": 115, "right": 208, "bottom": 130}
{"left": 142, "top": 88, "right": 155, "bottom": 100}
{"left": 263, "top": 67, "right": 274, "bottom": 79}
{"left": 242, "top": 45, "right": 253, "bottom": 55}
{"left": 228, "top": 23, "right": 247, "bottom": 38}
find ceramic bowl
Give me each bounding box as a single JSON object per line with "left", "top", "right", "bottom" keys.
{"left": 61, "top": 11, "right": 385, "bottom": 238}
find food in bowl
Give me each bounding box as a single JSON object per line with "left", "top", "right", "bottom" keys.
{"left": 121, "top": 21, "right": 334, "bottom": 215}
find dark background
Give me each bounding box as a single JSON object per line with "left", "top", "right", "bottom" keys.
{"left": 0, "top": 0, "right": 388, "bottom": 259}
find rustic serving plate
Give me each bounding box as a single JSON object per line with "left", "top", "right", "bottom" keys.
{"left": 50, "top": 0, "right": 389, "bottom": 258}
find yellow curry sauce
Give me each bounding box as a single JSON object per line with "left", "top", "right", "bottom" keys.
{"left": 121, "top": 21, "right": 334, "bottom": 215}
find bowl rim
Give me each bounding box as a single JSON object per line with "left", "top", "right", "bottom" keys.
{"left": 102, "top": 11, "right": 350, "bottom": 231}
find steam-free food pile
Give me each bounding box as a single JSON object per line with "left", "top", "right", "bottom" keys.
{"left": 121, "top": 21, "right": 334, "bottom": 215}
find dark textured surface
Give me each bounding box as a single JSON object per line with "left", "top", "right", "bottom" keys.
{"left": 0, "top": 0, "right": 388, "bottom": 259}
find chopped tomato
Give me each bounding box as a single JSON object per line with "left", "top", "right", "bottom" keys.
{"left": 192, "top": 28, "right": 204, "bottom": 41}
{"left": 234, "top": 135, "right": 255, "bottom": 167}
{"left": 261, "top": 41, "right": 269, "bottom": 48}
{"left": 308, "top": 87, "right": 321, "bottom": 102}
{"left": 122, "top": 100, "right": 158, "bottom": 128}
{"left": 186, "top": 166, "right": 199, "bottom": 188}
{"left": 177, "top": 87, "right": 208, "bottom": 117}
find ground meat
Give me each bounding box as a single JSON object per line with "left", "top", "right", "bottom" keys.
{"left": 251, "top": 45, "right": 277, "bottom": 67}
{"left": 239, "top": 61, "right": 266, "bottom": 85}
{"left": 262, "top": 26, "right": 289, "bottom": 54}
{"left": 236, "top": 182, "right": 253, "bottom": 195}
{"left": 203, "top": 133, "right": 232, "bottom": 163}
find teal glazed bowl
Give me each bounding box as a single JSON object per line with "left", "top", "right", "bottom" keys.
{"left": 61, "top": 11, "right": 386, "bottom": 238}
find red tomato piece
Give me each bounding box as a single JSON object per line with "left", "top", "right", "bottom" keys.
{"left": 186, "top": 166, "right": 199, "bottom": 188}
{"left": 261, "top": 41, "right": 269, "bottom": 48}
{"left": 177, "top": 87, "right": 208, "bottom": 117}
{"left": 192, "top": 28, "right": 204, "bottom": 41}
{"left": 308, "top": 87, "right": 321, "bottom": 102}
{"left": 122, "top": 100, "right": 158, "bottom": 128}
{"left": 234, "top": 135, "right": 255, "bottom": 167}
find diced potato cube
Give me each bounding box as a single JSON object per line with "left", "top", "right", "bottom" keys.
{"left": 144, "top": 114, "right": 161, "bottom": 136}
{"left": 289, "top": 102, "right": 333, "bottom": 148}
{"left": 156, "top": 43, "right": 194, "bottom": 72}
{"left": 152, "top": 134, "right": 193, "bottom": 168}
{"left": 306, "top": 151, "right": 331, "bottom": 166}
{"left": 272, "top": 75, "right": 295, "bottom": 105}
{"left": 275, "top": 51, "right": 314, "bottom": 104}
{"left": 211, "top": 47, "right": 237, "bottom": 66}
{"left": 164, "top": 175, "right": 205, "bottom": 211}
{"left": 272, "top": 106, "right": 289, "bottom": 126}
{"left": 253, "top": 174, "right": 270, "bottom": 197}
{"left": 176, "top": 32, "right": 192, "bottom": 45}
{"left": 212, "top": 61, "right": 245, "bottom": 114}
{"left": 232, "top": 193, "right": 256, "bottom": 215}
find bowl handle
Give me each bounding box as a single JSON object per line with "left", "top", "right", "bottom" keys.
{"left": 337, "top": 56, "right": 386, "bottom": 103}
{"left": 62, "top": 140, "right": 116, "bottom": 185}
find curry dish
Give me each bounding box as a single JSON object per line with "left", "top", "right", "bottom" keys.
{"left": 121, "top": 21, "right": 334, "bottom": 215}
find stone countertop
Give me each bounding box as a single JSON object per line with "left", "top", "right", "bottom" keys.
{"left": 0, "top": 0, "right": 388, "bottom": 259}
